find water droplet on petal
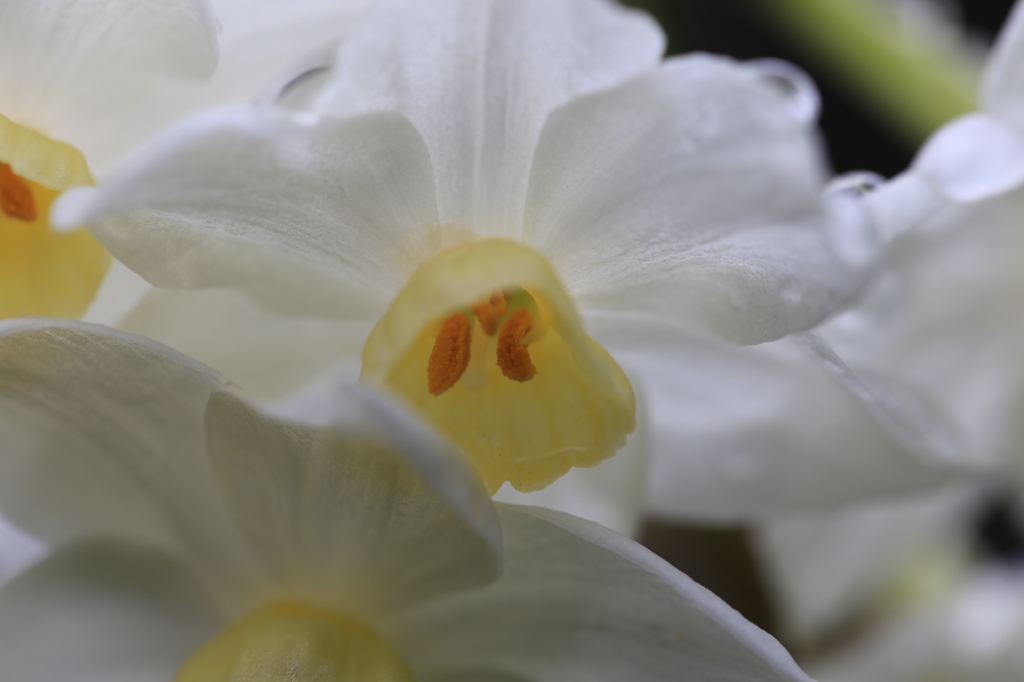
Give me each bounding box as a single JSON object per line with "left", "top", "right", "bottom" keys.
{"left": 747, "top": 58, "right": 820, "bottom": 124}
{"left": 827, "top": 171, "right": 886, "bottom": 198}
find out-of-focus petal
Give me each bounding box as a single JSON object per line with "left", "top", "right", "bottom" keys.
{"left": 590, "top": 313, "right": 960, "bottom": 521}
{"left": 77, "top": 0, "right": 376, "bottom": 176}
{"left": 914, "top": 113, "right": 1024, "bottom": 202}
{"left": 0, "top": 513, "right": 44, "bottom": 585}
{"left": 861, "top": 171, "right": 949, "bottom": 240}
{"left": 756, "top": 486, "right": 975, "bottom": 641}
{"left": 54, "top": 108, "right": 439, "bottom": 320}
{"left": 386, "top": 504, "right": 815, "bottom": 682}
{"left": 119, "top": 288, "right": 368, "bottom": 399}
{"left": 320, "top": 0, "right": 664, "bottom": 231}
{"left": 528, "top": 55, "right": 872, "bottom": 344}
{"left": 204, "top": 381, "right": 502, "bottom": 618}
{"left": 811, "top": 569, "right": 1024, "bottom": 682}
{"left": 0, "top": 539, "right": 224, "bottom": 682}
{"left": 0, "top": 320, "right": 263, "bottom": 606}
{"left": 0, "top": 0, "right": 217, "bottom": 151}
{"left": 981, "top": 0, "right": 1024, "bottom": 129}
{"left": 821, "top": 188, "right": 1024, "bottom": 469}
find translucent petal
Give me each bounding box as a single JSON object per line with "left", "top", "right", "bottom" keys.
{"left": 386, "top": 504, "right": 816, "bottom": 682}
{"left": 361, "top": 239, "right": 635, "bottom": 493}
{"left": 0, "top": 539, "right": 225, "bottom": 682}
{"left": 176, "top": 602, "right": 413, "bottom": 682}
{"left": 205, "top": 382, "right": 502, "bottom": 616}
{"left": 0, "top": 115, "right": 108, "bottom": 318}
{"left": 320, "top": 0, "right": 664, "bottom": 231}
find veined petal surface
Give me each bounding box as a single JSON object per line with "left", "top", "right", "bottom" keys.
{"left": 319, "top": 0, "right": 664, "bottom": 232}
{"left": 0, "top": 320, "right": 262, "bottom": 605}
{"left": 0, "top": 539, "right": 224, "bottom": 682}
{"left": 384, "top": 505, "right": 815, "bottom": 682}
{"left": 205, "top": 380, "right": 502, "bottom": 618}
{"left": 55, "top": 109, "right": 439, "bottom": 319}
{"left": 526, "top": 55, "right": 871, "bottom": 343}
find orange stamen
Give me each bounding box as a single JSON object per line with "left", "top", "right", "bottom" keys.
{"left": 0, "top": 163, "right": 37, "bottom": 221}
{"left": 496, "top": 309, "right": 537, "bottom": 382}
{"left": 427, "top": 313, "right": 473, "bottom": 396}
{"left": 470, "top": 290, "right": 508, "bottom": 336}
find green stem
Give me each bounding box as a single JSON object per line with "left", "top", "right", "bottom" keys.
{"left": 746, "top": 0, "right": 980, "bottom": 146}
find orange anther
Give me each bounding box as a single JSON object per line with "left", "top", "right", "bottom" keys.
{"left": 427, "top": 312, "right": 473, "bottom": 396}
{"left": 470, "top": 290, "right": 508, "bottom": 336}
{"left": 496, "top": 309, "right": 537, "bottom": 382}
{"left": 0, "top": 163, "right": 36, "bottom": 221}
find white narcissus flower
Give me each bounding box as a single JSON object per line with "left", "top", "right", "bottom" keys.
{"left": 56, "top": 0, "right": 879, "bottom": 505}
{"left": 0, "top": 319, "right": 815, "bottom": 682}
{"left": 0, "top": 0, "right": 374, "bottom": 322}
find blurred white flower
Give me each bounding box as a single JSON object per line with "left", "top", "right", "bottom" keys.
{"left": 56, "top": 0, "right": 876, "bottom": 512}
{"left": 0, "top": 319, "right": 816, "bottom": 682}
{"left": 0, "top": 0, "right": 373, "bottom": 322}
{"left": 744, "top": 0, "right": 1024, "bottom": 654}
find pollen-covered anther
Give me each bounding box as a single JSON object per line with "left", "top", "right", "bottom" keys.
{"left": 0, "top": 163, "right": 36, "bottom": 221}
{"left": 427, "top": 312, "right": 473, "bottom": 395}
{"left": 496, "top": 308, "right": 537, "bottom": 382}
{"left": 470, "top": 290, "right": 508, "bottom": 336}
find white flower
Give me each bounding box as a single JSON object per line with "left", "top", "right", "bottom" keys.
{"left": 0, "top": 318, "right": 815, "bottom": 682}
{"left": 747, "top": 0, "right": 1024, "bottom": 628}
{"left": 753, "top": 487, "right": 1024, "bottom": 682}
{"left": 56, "top": 0, "right": 876, "bottom": 506}
{"left": 0, "top": 0, "right": 373, "bottom": 321}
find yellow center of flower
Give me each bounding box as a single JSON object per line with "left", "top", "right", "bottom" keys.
{"left": 175, "top": 602, "right": 414, "bottom": 682}
{"left": 361, "top": 238, "right": 636, "bottom": 494}
{"left": 0, "top": 112, "right": 109, "bottom": 318}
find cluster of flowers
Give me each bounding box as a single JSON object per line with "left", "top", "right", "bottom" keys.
{"left": 2, "top": 0, "right": 1023, "bottom": 679}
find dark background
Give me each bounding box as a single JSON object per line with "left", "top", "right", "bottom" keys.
{"left": 620, "top": 0, "right": 1017, "bottom": 652}
{"left": 627, "top": 0, "right": 1016, "bottom": 177}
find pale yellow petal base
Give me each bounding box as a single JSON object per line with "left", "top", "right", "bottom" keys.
{"left": 0, "top": 113, "right": 109, "bottom": 318}
{"left": 175, "top": 602, "right": 413, "bottom": 682}
{"left": 362, "top": 239, "right": 636, "bottom": 494}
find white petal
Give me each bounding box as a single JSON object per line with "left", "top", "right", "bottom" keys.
{"left": 0, "top": 539, "right": 224, "bottom": 682}
{"left": 810, "top": 569, "right": 1024, "bottom": 682}
{"left": 0, "top": 0, "right": 217, "bottom": 151}
{"left": 77, "top": 0, "right": 377, "bottom": 176}
{"left": 914, "top": 113, "right": 1024, "bottom": 202}
{"left": 119, "top": 287, "right": 368, "bottom": 399}
{"left": 204, "top": 380, "right": 502, "bottom": 617}
{"left": 981, "top": 0, "right": 1024, "bottom": 129}
{"left": 81, "top": 260, "right": 154, "bottom": 327}
{"left": 861, "top": 171, "right": 950, "bottom": 240}
{"left": 386, "top": 505, "right": 814, "bottom": 682}
{"left": 320, "top": 0, "right": 664, "bottom": 232}
{"left": 55, "top": 108, "right": 439, "bottom": 319}
{"left": 492, "top": 402, "right": 649, "bottom": 537}
{"left": 756, "top": 486, "right": 975, "bottom": 641}
{"left": 821, "top": 187, "right": 1024, "bottom": 470}
{"left": 588, "top": 314, "right": 961, "bottom": 521}
{"left": 0, "top": 513, "right": 45, "bottom": 585}
{"left": 0, "top": 319, "right": 263, "bottom": 606}
{"left": 526, "top": 55, "right": 871, "bottom": 344}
